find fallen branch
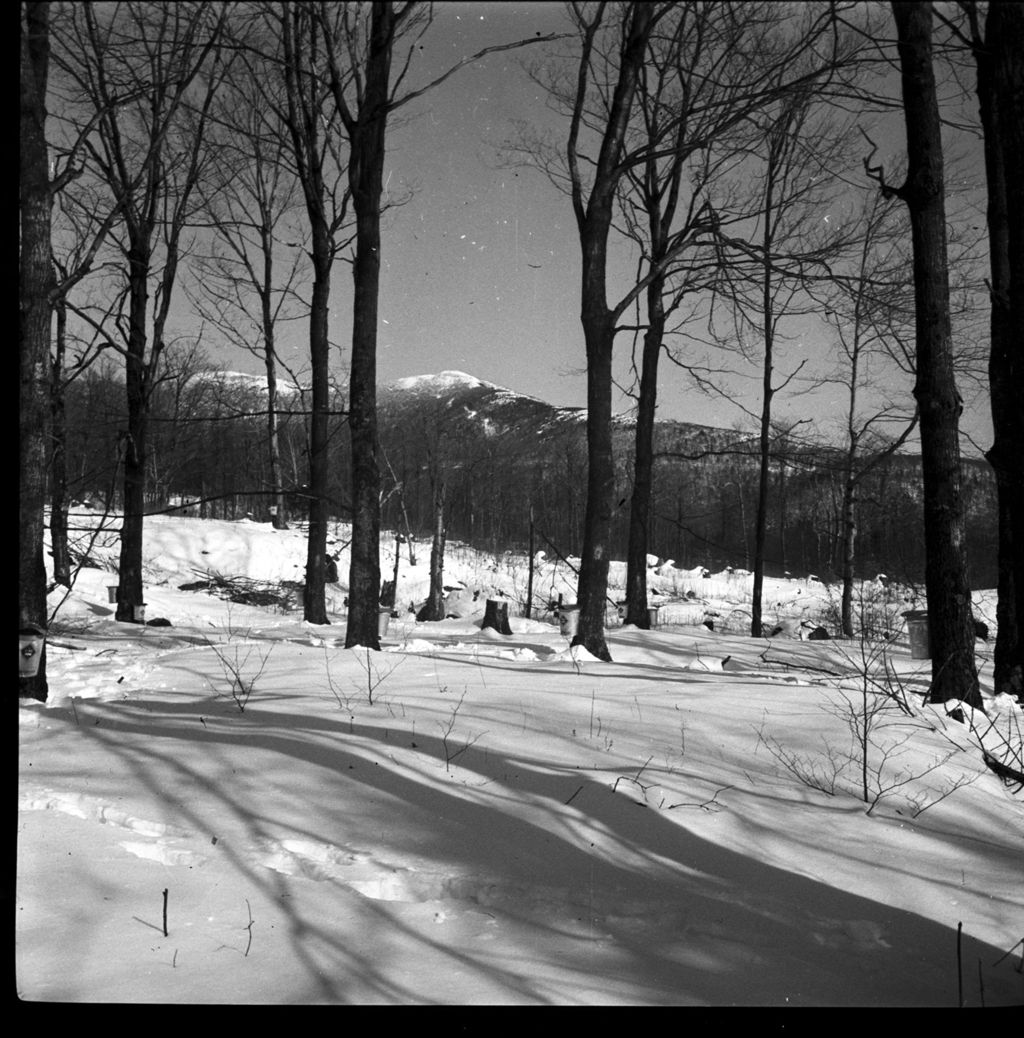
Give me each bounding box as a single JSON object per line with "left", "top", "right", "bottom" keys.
{"left": 758, "top": 648, "right": 842, "bottom": 677}
{"left": 667, "top": 784, "right": 734, "bottom": 812}
{"left": 983, "top": 750, "right": 1024, "bottom": 791}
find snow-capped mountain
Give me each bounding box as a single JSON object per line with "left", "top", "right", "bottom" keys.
{"left": 378, "top": 368, "right": 746, "bottom": 448}
{"left": 189, "top": 369, "right": 304, "bottom": 398}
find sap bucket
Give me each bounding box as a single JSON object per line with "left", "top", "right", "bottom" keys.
{"left": 647, "top": 605, "right": 662, "bottom": 629}
{"left": 133, "top": 603, "right": 147, "bottom": 624}
{"left": 558, "top": 606, "right": 579, "bottom": 637}
{"left": 902, "top": 610, "right": 930, "bottom": 660}
{"left": 378, "top": 608, "right": 392, "bottom": 637}
{"left": 19, "top": 625, "right": 46, "bottom": 678}
{"left": 107, "top": 585, "right": 118, "bottom": 604}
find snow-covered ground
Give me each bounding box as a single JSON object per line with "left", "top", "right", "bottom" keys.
{"left": 17, "top": 512, "right": 1023, "bottom": 1005}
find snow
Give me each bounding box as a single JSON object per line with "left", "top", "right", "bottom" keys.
{"left": 389, "top": 370, "right": 492, "bottom": 392}
{"left": 18, "top": 513, "right": 1024, "bottom": 1005}
{"left": 189, "top": 369, "right": 303, "bottom": 398}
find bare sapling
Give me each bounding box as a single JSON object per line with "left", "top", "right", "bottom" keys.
{"left": 352, "top": 646, "right": 404, "bottom": 707}
{"left": 756, "top": 621, "right": 979, "bottom": 815}
{"left": 203, "top": 614, "right": 273, "bottom": 713}
{"left": 824, "top": 685, "right": 972, "bottom": 815}
{"left": 437, "top": 689, "right": 486, "bottom": 774}
{"left": 321, "top": 645, "right": 355, "bottom": 726}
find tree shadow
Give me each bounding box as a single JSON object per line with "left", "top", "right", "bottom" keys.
{"left": 22, "top": 686, "right": 1022, "bottom": 1006}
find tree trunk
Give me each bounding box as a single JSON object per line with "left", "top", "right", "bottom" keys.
{"left": 840, "top": 469, "right": 858, "bottom": 637}
{"left": 751, "top": 173, "right": 777, "bottom": 639}
{"left": 892, "top": 1, "right": 981, "bottom": 708}
{"left": 993, "top": 2, "right": 1024, "bottom": 698}
{"left": 116, "top": 245, "right": 150, "bottom": 624}
{"left": 777, "top": 455, "right": 788, "bottom": 574}
{"left": 421, "top": 480, "right": 446, "bottom": 621}
{"left": 975, "top": 1, "right": 1024, "bottom": 697}
{"left": 19, "top": 0, "right": 52, "bottom": 701}
{"left": 751, "top": 399, "right": 773, "bottom": 637}
{"left": 384, "top": 532, "right": 401, "bottom": 608}
{"left": 625, "top": 282, "right": 664, "bottom": 629}
{"left": 571, "top": 4, "right": 655, "bottom": 662}
{"left": 574, "top": 303, "right": 616, "bottom": 661}
{"left": 50, "top": 298, "right": 72, "bottom": 588}
{"left": 344, "top": 3, "right": 392, "bottom": 649}
{"left": 263, "top": 299, "right": 288, "bottom": 530}
{"left": 526, "top": 505, "right": 535, "bottom": 619}
{"left": 302, "top": 231, "right": 330, "bottom": 625}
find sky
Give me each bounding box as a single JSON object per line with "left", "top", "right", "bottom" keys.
{"left": 192, "top": 1, "right": 994, "bottom": 454}
{"left": 18, "top": 508, "right": 1024, "bottom": 1004}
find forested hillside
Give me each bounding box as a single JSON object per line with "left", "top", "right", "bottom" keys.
{"left": 57, "top": 366, "right": 999, "bottom": 589}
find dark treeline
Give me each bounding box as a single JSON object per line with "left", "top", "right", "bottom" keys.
{"left": 60, "top": 365, "right": 998, "bottom": 590}
{"left": 377, "top": 410, "right": 998, "bottom": 590}
{"left": 60, "top": 365, "right": 351, "bottom": 524}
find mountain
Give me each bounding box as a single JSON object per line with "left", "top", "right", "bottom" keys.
{"left": 378, "top": 369, "right": 748, "bottom": 453}
{"left": 64, "top": 364, "right": 995, "bottom": 586}
{"left": 189, "top": 368, "right": 304, "bottom": 399}
{"left": 374, "top": 370, "right": 997, "bottom": 587}
{"left": 379, "top": 370, "right": 583, "bottom": 439}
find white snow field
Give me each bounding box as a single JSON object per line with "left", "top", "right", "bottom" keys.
{"left": 17, "top": 511, "right": 1023, "bottom": 1005}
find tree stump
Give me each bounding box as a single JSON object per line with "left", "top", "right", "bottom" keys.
{"left": 482, "top": 598, "right": 512, "bottom": 635}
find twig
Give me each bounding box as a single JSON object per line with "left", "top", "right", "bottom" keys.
{"left": 992, "top": 937, "right": 1024, "bottom": 972}
{"left": 162, "top": 888, "right": 169, "bottom": 937}
{"left": 759, "top": 647, "right": 841, "bottom": 676}
{"left": 957, "top": 921, "right": 964, "bottom": 1008}
{"left": 611, "top": 757, "right": 656, "bottom": 799}
{"left": 244, "top": 899, "right": 254, "bottom": 957}
{"left": 667, "top": 785, "right": 734, "bottom": 812}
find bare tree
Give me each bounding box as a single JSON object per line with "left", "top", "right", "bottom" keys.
{"left": 817, "top": 191, "right": 919, "bottom": 635}
{"left": 945, "top": 0, "right": 1024, "bottom": 697}
{"left": 423, "top": 476, "right": 448, "bottom": 623}
{"left": 20, "top": 0, "right": 53, "bottom": 702}
{"left": 986, "top": 1, "right": 1024, "bottom": 698}
{"left": 617, "top": 2, "right": 859, "bottom": 630}
{"left": 411, "top": 411, "right": 452, "bottom": 623}
{"left": 317, "top": 0, "right": 411, "bottom": 646}
{"left": 44, "top": 1, "right": 175, "bottom": 589}
{"left": 514, "top": 3, "right": 865, "bottom": 654}
{"left": 189, "top": 24, "right": 312, "bottom": 532}
{"left": 879, "top": 1, "right": 981, "bottom": 708}
{"left": 617, "top": 2, "right": 754, "bottom": 629}
{"left": 714, "top": 81, "right": 857, "bottom": 637}
{"left": 560, "top": 2, "right": 664, "bottom": 661}
{"left": 47, "top": 283, "right": 113, "bottom": 587}
{"left": 52, "top": 2, "right": 228, "bottom": 623}
{"left": 309, "top": 0, "right": 563, "bottom": 648}
{"left": 249, "top": 2, "right": 356, "bottom": 625}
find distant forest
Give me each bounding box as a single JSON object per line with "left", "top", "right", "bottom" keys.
{"left": 59, "top": 364, "right": 999, "bottom": 590}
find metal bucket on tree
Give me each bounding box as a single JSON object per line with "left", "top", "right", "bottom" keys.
{"left": 19, "top": 625, "right": 46, "bottom": 678}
